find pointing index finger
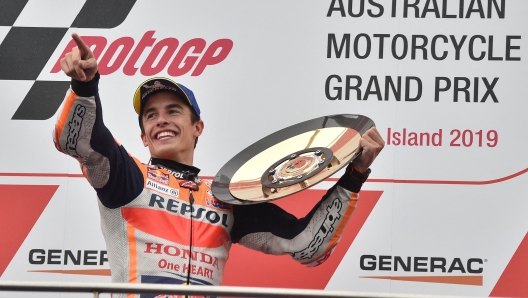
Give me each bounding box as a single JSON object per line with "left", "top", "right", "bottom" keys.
{"left": 71, "top": 33, "right": 90, "bottom": 58}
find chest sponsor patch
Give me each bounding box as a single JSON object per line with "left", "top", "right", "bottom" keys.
{"left": 206, "top": 197, "right": 230, "bottom": 210}
{"left": 146, "top": 180, "right": 179, "bottom": 197}
{"left": 147, "top": 168, "right": 170, "bottom": 185}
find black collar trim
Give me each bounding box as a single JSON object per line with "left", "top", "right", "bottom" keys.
{"left": 151, "top": 158, "right": 201, "bottom": 181}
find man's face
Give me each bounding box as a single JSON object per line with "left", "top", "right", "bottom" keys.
{"left": 140, "top": 91, "right": 203, "bottom": 163}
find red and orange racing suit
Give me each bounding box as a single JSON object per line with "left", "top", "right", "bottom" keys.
{"left": 53, "top": 73, "right": 366, "bottom": 298}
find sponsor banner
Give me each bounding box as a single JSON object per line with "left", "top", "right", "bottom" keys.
{"left": 1, "top": 0, "right": 528, "bottom": 297}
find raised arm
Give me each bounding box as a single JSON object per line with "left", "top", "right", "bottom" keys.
{"left": 54, "top": 33, "right": 100, "bottom": 164}
{"left": 53, "top": 33, "right": 143, "bottom": 208}
{"left": 230, "top": 127, "right": 384, "bottom": 266}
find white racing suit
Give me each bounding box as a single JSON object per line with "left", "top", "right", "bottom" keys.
{"left": 53, "top": 73, "right": 366, "bottom": 298}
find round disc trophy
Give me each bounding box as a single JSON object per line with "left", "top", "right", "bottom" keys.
{"left": 211, "top": 114, "right": 374, "bottom": 205}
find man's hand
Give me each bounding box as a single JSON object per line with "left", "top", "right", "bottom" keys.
{"left": 60, "top": 33, "right": 98, "bottom": 82}
{"left": 351, "top": 127, "right": 385, "bottom": 173}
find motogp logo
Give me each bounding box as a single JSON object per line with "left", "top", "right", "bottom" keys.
{"left": 51, "top": 31, "right": 233, "bottom": 77}
{"left": 2, "top": 1, "right": 232, "bottom": 122}
{"left": 1, "top": 0, "right": 137, "bottom": 121}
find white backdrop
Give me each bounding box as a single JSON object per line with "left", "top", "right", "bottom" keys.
{"left": 0, "top": 0, "right": 527, "bottom": 297}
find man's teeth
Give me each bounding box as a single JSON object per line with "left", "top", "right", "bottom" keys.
{"left": 157, "top": 131, "right": 175, "bottom": 139}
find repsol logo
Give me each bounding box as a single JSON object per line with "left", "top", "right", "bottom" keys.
{"left": 149, "top": 194, "right": 229, "bottom": 228}
{"left": 51, "top": 31, "right": 233, "bottom": 77}
{"left": 29, "top": 249, "right": 108, "bottom": 265}
{"left": 65, "top": 104, "right": 86, "bottom": 157}
{"left": 360, "top": 255, "right": 484, "bottom": 273}
{"left": 291, "top": 198, "right": 342, "bottom": 260}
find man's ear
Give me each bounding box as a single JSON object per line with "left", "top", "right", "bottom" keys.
{"left": 141, "top": 133, "right": 148, "bottom": 147}
{"left": 194, "top": 120, "right": 204, "bottom": 138}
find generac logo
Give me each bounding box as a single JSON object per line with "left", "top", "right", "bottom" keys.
{"left": 51, "top": 31, "right": 233, "bottom": 77}
{"left": 359, "top": 255, "right": 484, "bottom": 286}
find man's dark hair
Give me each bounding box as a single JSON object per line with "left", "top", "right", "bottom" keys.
{"left": 138, "top": 107, "right": 200, "bottom": 149}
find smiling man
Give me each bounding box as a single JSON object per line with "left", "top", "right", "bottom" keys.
{"left": 53, "top": 33, "right": 384, "bottom": 297}
{"left": 137, "top": 81, "right": 203, "bottom": 165}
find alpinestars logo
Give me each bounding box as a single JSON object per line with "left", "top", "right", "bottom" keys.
{"left": 65, "top": 104, "right": 86, "bottom": 158}
{"left": 291, "top": 198, "right": 342, "bottom": 260}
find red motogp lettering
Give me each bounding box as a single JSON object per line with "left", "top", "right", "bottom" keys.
{"left": 51, "top": 31, "right": 233, "bottom": 76}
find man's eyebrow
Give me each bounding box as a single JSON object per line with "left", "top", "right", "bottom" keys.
{"left": 143, "top": 103, "right": 184, "bottom": 117}
{"left": 143, "top": 106, "right": 157, "bottom": 116}
{"left": 166, "top": 103, "right": 184, "bottom": 110}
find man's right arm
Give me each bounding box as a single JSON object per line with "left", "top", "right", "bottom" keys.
{"left": 53, "top": 33, "right": 143, "bottom": 208}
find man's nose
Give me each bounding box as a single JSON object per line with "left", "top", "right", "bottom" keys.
{"left": 156, "top": 113, "right": 169, "bottom": 125}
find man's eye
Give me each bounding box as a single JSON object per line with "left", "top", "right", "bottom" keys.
{"left": 169, "top": 109, "right": 179, "bottom": 114}
{"left": 146, "top": 113, "right": 156, "bottom": 119}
